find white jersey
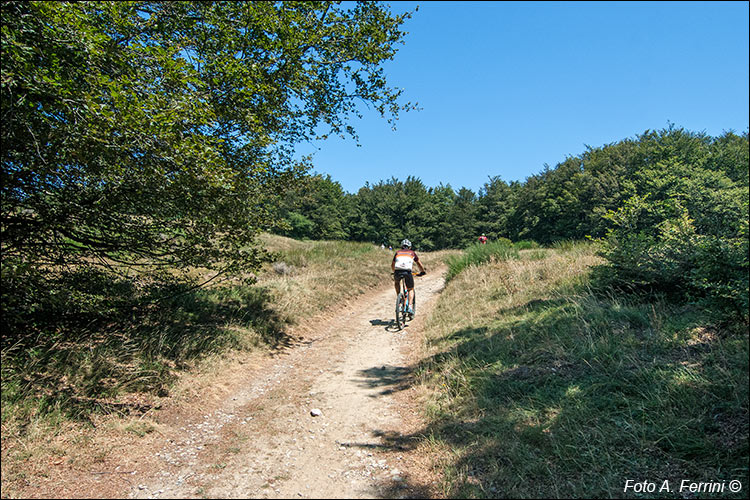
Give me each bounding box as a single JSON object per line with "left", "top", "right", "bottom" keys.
{"left": 393, "top": 249, "right": 418, "bottom": 271}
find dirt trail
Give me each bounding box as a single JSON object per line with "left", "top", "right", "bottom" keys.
{"left": 127, "top": 270, "right": 445, "bottom": 499}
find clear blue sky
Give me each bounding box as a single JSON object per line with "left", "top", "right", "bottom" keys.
{"left": 295, "top": 1, "right": 749, "bottom": 194}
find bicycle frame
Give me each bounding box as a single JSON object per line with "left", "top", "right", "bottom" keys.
{"left": 394, "top": 271, "right": 420, "bottom": 330}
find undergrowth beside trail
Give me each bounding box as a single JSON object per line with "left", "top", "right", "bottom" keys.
{"left": 416, "top": 243, "right": 749, "bottom": 498}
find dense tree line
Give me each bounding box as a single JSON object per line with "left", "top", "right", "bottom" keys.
{"left": 275, "top": 126, "right": 749, "bottom": 318}
{"left": 277, "top": 126, "right": 747, "bottom": 247}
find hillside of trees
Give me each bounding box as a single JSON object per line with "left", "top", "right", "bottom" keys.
{"left": 275, "top": 125, "right": 749, "bottom": 321}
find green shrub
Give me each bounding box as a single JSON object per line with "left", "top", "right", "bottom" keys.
{"left": 690, "top": 231, "right": 749, "bottom": 322}
{"left": 599, "top": 194, "right": 749, "bottom": 322}
{"left": 514, "top": 240, "right": 540, "bottom": 250}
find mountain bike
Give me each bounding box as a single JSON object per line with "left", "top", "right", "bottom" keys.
{"left": 394, "top": 271, "right": 425, "bottom": 330}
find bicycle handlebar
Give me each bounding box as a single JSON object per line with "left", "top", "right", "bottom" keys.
{"left": 393, "top": 271, "right": 426, "bottom": 277}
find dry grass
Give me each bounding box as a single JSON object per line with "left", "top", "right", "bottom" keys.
{"left": 427, "top": 248, "right": 603, "bottom": 343}
{"left": 256, "top": 234, "right": 456, "bottom": 323}
{"left": 415, "top": 243, "right": 749, "bottom": 498}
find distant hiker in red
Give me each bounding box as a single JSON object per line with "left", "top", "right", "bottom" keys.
{"left": 478, "top": 234, "right": 488, "bottom": 244}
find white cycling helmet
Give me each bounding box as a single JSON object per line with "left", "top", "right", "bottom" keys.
{"left": 401, "top": 239, "right": 412, "bottom": 248}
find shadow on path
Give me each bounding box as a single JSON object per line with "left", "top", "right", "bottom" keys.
{"left": 355, "top": 364, "right": 413, "bottom": 397}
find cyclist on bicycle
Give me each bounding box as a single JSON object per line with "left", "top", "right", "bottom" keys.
{"left": 391, "top": 239, "right": 426, "bottom": 316}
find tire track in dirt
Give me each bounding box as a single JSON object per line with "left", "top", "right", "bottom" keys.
{"left": 129, "top": 270, "right": 445, "bottom": 499}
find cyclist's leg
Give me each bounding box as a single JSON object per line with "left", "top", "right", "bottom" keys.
{"left": 404, "top": 273, "right": 415, "bottom": 313}
{"left": 395, "top": 275, "right": 408, "bottom": 329}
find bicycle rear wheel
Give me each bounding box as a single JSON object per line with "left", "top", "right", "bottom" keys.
{"left": 395, "top": 293, "right": 406, "bottom": 330}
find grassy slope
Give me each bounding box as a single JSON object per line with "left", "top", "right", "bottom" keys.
{"left": 1, "top": 235, "right": 455, "bottom": 495}
{"left": 2, "top": 236, "right": 434, "bottom": 425}
{"left": 417, "top": 243, "right": 749, "bottom": 498}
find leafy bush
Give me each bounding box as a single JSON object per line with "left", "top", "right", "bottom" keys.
{"left": 690, "top": 226, "right": 749, "bottom": 321}
{"left": 514, "top": 240, "right": 540, "bottom": 250}
{"left": 599, "top": 193, "right": 749, "bottom": 322}
{"left": 285, "top": 212, "right": 316, "bottom": 239}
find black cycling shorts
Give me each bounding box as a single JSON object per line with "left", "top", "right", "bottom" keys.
{"left": 394, "top": 269, "right": 414, "bottom": 290}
